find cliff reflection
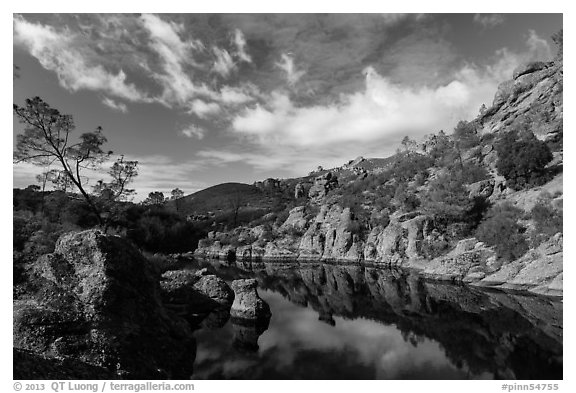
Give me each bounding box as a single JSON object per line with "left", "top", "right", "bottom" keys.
{"left": 191, "top": 260, "right": 562, "bottom": 380}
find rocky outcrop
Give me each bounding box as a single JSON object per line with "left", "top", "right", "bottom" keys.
{"left": 363, "top": 214, "right": 428, "bottom": 266}
{"left": 308, "top": 172, "right": 338, "bottom": 201}
{"left": 13, "top": 229, "right": 196, "bottom": 379}
{"left": 478, "top": 57, "right": 562, "bottom": 142}
{"left": 298, "top": 204, "right": 363, "bottom": 262}
{"left": 194, "top": 240, "right": 236, "bottom": 261}
{"left": 473, "top": 233, "right": 563, "bottom": 296}
{"left": 419, "top": 238, "right": 499, "bottom": 282}
{"left": 230, "top": 279, "right": 271, "bottom": 322}
{"left": 279, "top": 206, "right": 308, "bottom": 233}
{"left": 294, "top": 182, "right": 306, "bottom": 199}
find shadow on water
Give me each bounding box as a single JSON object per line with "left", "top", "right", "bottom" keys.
{"left": 187, "top": 258, "right": 562, "bottom": 380}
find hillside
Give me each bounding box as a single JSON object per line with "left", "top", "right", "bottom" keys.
{"left": 193, "top": 40, "right": 563, "bottom": 297}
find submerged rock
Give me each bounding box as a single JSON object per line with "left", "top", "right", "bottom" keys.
{"left": 230, "top": 279, "right": 271, "bottom": 322}
{"left": 160, "top": 269, "right": 234, "bottom": 320}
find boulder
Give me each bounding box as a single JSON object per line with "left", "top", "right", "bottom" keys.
{"left": 230, "top": 279, "right": 271, "bottom": 322}
{"left": 513, "top": 61, "right": 548, "bottom": 80}
{"left": 467, "top": 179, "right": 495, "bottom": 199}
{"left": 193, "top": 275, "right": 234, "bottom": 306}
{"left": 279, "top": 206, "right": 308, "bottom": 233}
{"left": 160, "top": 270, "right": 233, "bottom": 315}
{"left": 14, "top": 229, "right": 196, "bottom": 379}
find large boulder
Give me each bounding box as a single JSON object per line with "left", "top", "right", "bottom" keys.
{"left": 160, "top": 269, "right": 234, "bottom": 325}
{"left": 230, "top": 279, "right": 271, "bottom": 322}
{"left": 13, "top": 229, "right": 196, "bottom": 379}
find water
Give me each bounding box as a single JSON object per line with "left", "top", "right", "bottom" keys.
{"left": 186, "top": 259, "right": 562, "bottom": 380}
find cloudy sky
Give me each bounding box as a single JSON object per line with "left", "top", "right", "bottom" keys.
{"left": 13, "top": 13, "right": 562, "bottom": 199}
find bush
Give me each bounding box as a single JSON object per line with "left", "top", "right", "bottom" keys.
{"left": 495, "top": 130, "right": 553, "bottom": 190}
{"left": 453, "top": 120, "right": 480, "bottom": 149}
{"left": 475, "top": 203, "right": 528, "bottom": 262}
{"left": 530, "top": 199, "right": 562, "bottom": 245}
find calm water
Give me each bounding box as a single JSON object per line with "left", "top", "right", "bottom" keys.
{"left": 185, "top": 259, "right": 562, "bottom": 380}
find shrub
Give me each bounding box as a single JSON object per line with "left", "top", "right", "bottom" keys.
{"left": 475, "top": 203, "right": 528, "bottom": 262}
{"left": 391, "top": 152, "right": 434, "bottom": 182}
{"left": 530, "top": 199, "right": 562, "bottom": 246}
{"left": 453, "top": 120, "right": 480, "bottom": 149}
{"left": 495, "top": 130, "right": 553, "bottom": 190}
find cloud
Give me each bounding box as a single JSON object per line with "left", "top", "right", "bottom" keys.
{"left": 102, "top": 97, "right": 128, "bottom": 113}
{"left": 180, "top": 124, "right": 207, "bottom": 139}
{"left": 473, "top": 14, "right": 506, "bottom": 29}
{"left": 218, "top": 85, "right": 257, "bottom": 104}
{"left": 214, "top": 30, "right": 554, "bottom": 175}
{"left": 14, "top": 15, "right": 149, "bottom": 102}
{"left": 233, "top": 29, "right": 252, "bottom": 63}
{"left": 212, "top": 46, "right": 236, "bottom": 77}
{"left": 189, "top": 99, "right": 221, "bottom": 118}
{"left": 526, "top": 29, "right": 553, "bottom": 61}
{"left": 275, "top": 53, "right": 306, "bottom": 86}
{"left": 140, "top": 14, "right": 216, "bottom": 106}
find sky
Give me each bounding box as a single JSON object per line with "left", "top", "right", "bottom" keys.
{"left": 12, "top": 13, "right": 563, "bottom": 200}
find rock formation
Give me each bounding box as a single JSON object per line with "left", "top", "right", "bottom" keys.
{"left": 14, "top": 229, "right": 197, "bottom": 379}
{"left": 230, "top": 279, "right": 271, "bottom": 322}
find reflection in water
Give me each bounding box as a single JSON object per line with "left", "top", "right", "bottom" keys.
{"left": 190, "top": 260, "right": 562, "bottom": 380}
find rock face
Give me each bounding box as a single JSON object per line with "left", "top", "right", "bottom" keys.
{"left": 230, "top": 279, "right": 271, "bottom": 322}
{"left": 363, "top": 214, "right": 428, "bottom": 266}
{"left": 13, "top": 229, "right": 196, "bottom": 379}
{"left": 308, "top": 172, "right": 338, "bottom": 201}
{"left": 473, "top": 233, "right": 563, "bottom": 296}
{"left": 299, "top": 204, "right": 363, "bottom": 262}
{"left": 294, "top": 182, "right": 306, "bottom": 199}
{"left": 419, "top": 238, "right": 499, "bottom": 283}
{"left": 279, "top": 206, "right": 308, "bottom": 233}
{"left": 478, "top": 57, "right": 562, "bottom": 142}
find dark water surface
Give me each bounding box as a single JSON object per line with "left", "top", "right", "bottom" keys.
{"left": 186, "top": 259, "right": 562, "bottom": 380}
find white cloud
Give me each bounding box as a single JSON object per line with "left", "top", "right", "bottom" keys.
{"left": 140, "top": 14, "right": 216, "bottom": 106}
{"left": 218, "top": 85, "right": 257, "bottom": 104}
{"left": 189, "top": 99, "right": 221, "bottom": 118}
{"left": 212, "top": 47, "right": 236, "bottom": 77}
{"left": 218, "top": 31, "right": 554, "bottom": 175}
{"left": 473, "top": 14, "right": 506, "bottom": 29}
{"left": 180, "top": 124, "right": 207, "bottom": 139}
{"left": 14, "top": 16, "right": 149, "bottom": 102}
{"left": 233, "top": 29, "right": 252, "bottom": 63}
{"left": 102, "top": 97, "right": 128, "bottom": 113}
{"left": 276, "top": 53, "right": 306, "bottom": 86}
